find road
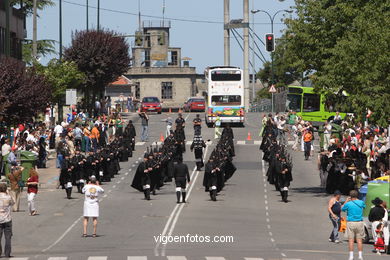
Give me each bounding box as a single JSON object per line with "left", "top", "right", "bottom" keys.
{"left": 9, "top": 112, "right": 382, "bottom": 260}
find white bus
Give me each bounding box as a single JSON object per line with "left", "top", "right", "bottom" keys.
{"left": 205, "top": 66, "right": 245, "bottom": 127}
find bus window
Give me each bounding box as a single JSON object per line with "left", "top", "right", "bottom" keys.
{"left": 303, "top": 94, "right": 320, "bottom": 112}
{"left": 211, "top": 70, "right": 241, "bottom": 81}
{"left": 211, "top": 95, "right": 241, "bottom": 106}
{"left": 287, "top": 94, "right": 302, "bottom": 112}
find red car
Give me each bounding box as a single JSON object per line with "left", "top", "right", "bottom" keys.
{"left": 183, "top": 98, "right": 206, "bottom": 112}
{"left": 141, "top": 96, "right": 162, "bottom": 114}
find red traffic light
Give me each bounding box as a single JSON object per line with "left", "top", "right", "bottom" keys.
{"left": 267, "top": 36, "right": 273, "bottom": 41}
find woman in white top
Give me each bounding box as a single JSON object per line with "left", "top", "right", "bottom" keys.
{"left": 82, "top": 176, "right": 104, "bottom": 237}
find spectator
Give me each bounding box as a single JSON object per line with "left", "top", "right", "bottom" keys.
{"left": 82, "top": 176, "right": 104, "bottom": 237}
{"left": 83, "top": 124, "right": 91, "bottom": 153}
{"left": 73, "top": 124, "right": 83, "bottom": 149}
{"left": 6, "top": 162, "right": 24, "bottom": 212}
{"left": 90, "top": 124, "right": 100, "bottom": 152}
{"left": 303, "top": 130, "right": 313, "bottom": 160}
{"left": 26, "top": 168, "right": 39, "bottom": 216}
{"left": 0, "top": 182, "right": 14, "bottom": 257}
{"left": 342, "top": 190, "right": 366, "bottom": 260}
{"left": 328, "top": 190, "right": 342, "bottom": 243}
{"left": 139, "top": 112, "right": 149, "bottom": 142}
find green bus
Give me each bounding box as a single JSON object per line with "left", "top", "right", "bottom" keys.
{"left": 274, "top": 86, "right": 349, "bottom": 125}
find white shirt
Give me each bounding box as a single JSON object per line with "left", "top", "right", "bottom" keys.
{"left": 277, "top": 119, "right": 286, "bottom": 130}
{"left": 324, "top": 124, "right": 332, "bottom": 134}
{"left": 26, "top": 134, "right": 37, "bottom": 143}
{"left": 0, "top": 193, "right": 14, "bottom": 223}
{"left": 1, "top": 144, "right": 11, "bottom": 156}
{"left": 82, "top": 184, "right": 104, "bottom": 204}
{"left": 54, "top": 125, "right": 64, "bottom": 137}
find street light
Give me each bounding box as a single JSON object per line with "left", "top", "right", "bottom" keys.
{"left": 251, "top": 9, "right": 292, "bottom": 113}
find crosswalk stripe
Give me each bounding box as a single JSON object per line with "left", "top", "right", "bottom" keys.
{"left": 254, "top": 141, "right": 262, "bottom": 145}
{"left": 167, "top": 256, "right": 188, "bottom": 260}
{"left": 135, "top": 142, "right": 146, "bottom": 146}
{"left": 87, "top": 257, "right": 107, "bottom": 260}
{"left": 237, "top": 141, "right": 246, "bottom": 145}
{"left": 48, "top": 258, "right": 68, "bottom": 260}
{"left": 127, "top": 257, "right": 147, "bottom": 260}
{"left": 205, "top": 257, "right": 226, "bottom": 260}
{"left": 9, "top": 258, "right": 28, "bottom": 260}
{"left": 245, "top": 258, "right": 264, "bottom": 260}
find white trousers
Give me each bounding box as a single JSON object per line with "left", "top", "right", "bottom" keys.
{"left": 27, "top": 192, "right": 36, "bottom": 213}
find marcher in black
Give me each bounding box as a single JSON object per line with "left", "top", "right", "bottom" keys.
{"left": 131, "top": 152, "right": 151, "bottom": 200}
{"left": 193, "top": 114, "right": 202, "bottom": 135}
{"left": 190, "top": 135, "right": 206, "bottom": 171}
{"left": 173, "top": 157, "right": 190, "bottom": 203}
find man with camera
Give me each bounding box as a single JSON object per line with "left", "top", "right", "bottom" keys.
{"left": 6, "top": 162, "right": 24, "bottom": 212}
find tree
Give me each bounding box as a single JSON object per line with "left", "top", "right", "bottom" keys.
{"left": 64, "top": 29, "right": 130, "bottom": 110}
{"left": 22, "top": 39, "right": 56, "bottom": 65}
{"left": 11, "top": 0, "right": 54, "bottom": 15}
{"left": 34, "top": 59, "right": 85, "bottom": 102}
{"left": 280, "top": 0, "right": 390, "bottom": 125}
{"left": 0, "top": 58, "right": 52, "bottom": 125}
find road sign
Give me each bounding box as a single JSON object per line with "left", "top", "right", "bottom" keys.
{"left": 269, "top": 85, "right": 277, "bottom": 93}
{"left": 65, "top": 89, "right": 77, "bottom": 105}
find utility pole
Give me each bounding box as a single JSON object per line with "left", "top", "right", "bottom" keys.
{"left": 5, "top": 0, "right": 10, "bottom": 57}
{"left": 251, "top": 0, "right": 256, "bottom": 103}
{"left": 223, "top": 0, "right": 230, "bottom": 66}
{"left": 243, "top": 0, "right": 250, "bottom": 111}
{"left": 138, "top": 0, "right": 141, "bottom": 31}
{"left": 86, "top": 0, "right": 89, "bottom": 31}
{"left": 59, "top": 0, "right": 63, "bottom": 60}
{"left": 32, "top": 0, "right": 38, "bottom": 59}
{"left": 97, "top": 0, "right": 100, "bottom": 31}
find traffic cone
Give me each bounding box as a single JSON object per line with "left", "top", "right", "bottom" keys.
{"left": 179, "top": 108, "right": 182, "bottom": 113}
{"left": 247, "top": 131, "right": 252, "bottom": 141}
{"left": 169, "top": 107, "right": 172, "bottom": 114}
{"left": 160, "top": 133, "right": 164, "bottom": 142}
{"left": 138, "top": 107, "right": 141, "bottom": 113}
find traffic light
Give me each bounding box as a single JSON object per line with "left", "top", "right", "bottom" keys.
{"left": 265, "top": 33, "right": 275, "bottom": 52}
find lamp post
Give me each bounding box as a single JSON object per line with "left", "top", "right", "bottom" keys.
{"left": 97, "top": 0, "right": 100, "bottom": 31}
{"left": 59, "top": 0, "right": 62, "bottom": 60}
{"left": 251, "top": 9, "right": 292, "bottom": 113}
{"left": 5, "top": 0, "right": 10, "bottom": 57}
{"left": 86, "top": 0, "right": 89, "bottom": 31}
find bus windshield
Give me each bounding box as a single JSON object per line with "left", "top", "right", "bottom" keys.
{"left": 211, "top": 70, "right": 241, "bottom": 81}
{"left": 286, "top": 94, "right": 301, "bottom": 112}
{"left": 211, "top": 95, "right": 241, "bottom": 106}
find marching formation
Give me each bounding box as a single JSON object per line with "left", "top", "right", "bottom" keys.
{"left": 260, "top": 117, "right": 293, "bottom": 203}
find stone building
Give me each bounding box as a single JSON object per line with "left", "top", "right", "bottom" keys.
{"left": 123, "top": 20, "right": 200, "bottom": 109}
{"left": 0, "top": 2, "right": 25, "bottom": 60}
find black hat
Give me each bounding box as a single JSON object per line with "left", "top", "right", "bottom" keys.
{"left": 144, "top": 152, "right": 149, "bottom": 159}
{"left": 334, "top": 190, "right": 342, "bottom": 196}
{"left": 372, "top": 197, "right": 383, "bottom": 206}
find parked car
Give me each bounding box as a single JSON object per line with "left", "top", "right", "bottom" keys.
{"left": 141, "top": 96, "right": 162, "bottom": 114}
{"left": 183, "top": 97, "right": 206, "bottom": 112}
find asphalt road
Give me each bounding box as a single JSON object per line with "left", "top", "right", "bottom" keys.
{"left": 8, "top": 112, "right": 383, "bottom": 260}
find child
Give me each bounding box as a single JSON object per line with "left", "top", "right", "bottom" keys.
{"left": 374, "top": 223, "right": 385, "bottom": 255}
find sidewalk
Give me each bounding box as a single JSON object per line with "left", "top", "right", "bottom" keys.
{"left": 37, "top": 153, "right": 60, "bottom": 190}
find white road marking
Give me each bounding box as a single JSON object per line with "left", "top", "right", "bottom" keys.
{"left": 281, "top": 253, "right": 287, "bottom": 257}
{"left": 167, "top": 256, "right": 188, "bottom": 260}
{"left": 254, "top": 141, "right": 262, "bottom": 145}
{"left": 265, "top": 206, "right": 268, "bottom": 210}
{"left": 264, "top": 189, "right": 267, "bottom": 193}
{"left": 205, "top": 257, "right": 226, "bottom": 260}
{"left": 103, "top": 194, "right": 107, "bottom": 198}
{"left": 48, "top": 258, "right": 68, "bottom": 260}
{"left": 264, "top": 195, "right": 267, "bottom": 199}
{"left": 127, "top": 257, "right": 147, "bottom": 260}
{"left": 269, "top": 232, "right": 273, "bottom": 236}
{"left": 158, "top": 144, "right": 211, "bottom": 256}
{"left": 121, "top": 177, "right": 125, "bottom": 180}
{"left": 270, "top": 238, "right": 275, "bottom": 243}
{"left": 135, "top": 161, "right": 139, "bottom": 164}
{"left": 42, "top": 216, "right": 82, "bottom": 252}
{"left": 186, "top": 141, "right": 192, "bottom": 145}
{"left": 265, "top": 212, "right": 269, "bottom": 216}
{"left": 113, "top": 185, "right": 117, "bottom": 188}
{"left": 135, "top": 142, "right": 145, "bottom": 146}
{"left": 245, "top": 258, "right": 264, "bottom": 260}
{"left": 237, "top": 140, "right": 246, "bottom": 145}
{"left": 265, "top": 200, "right": 268, "bottom": 205}
{"left": 87, "top": 257, "right": 107, "bottom": 260}
{"left": 266, "top": 218, "right": 270, "bottom": 222}
{"left": 125, "top": 172, "right": 129, "bottom": 176}
{"left": 267, "top": 224, "right": 271, "bottom": 229}
{"left": 11, "top": 258, "right": 29, "bottom": 260}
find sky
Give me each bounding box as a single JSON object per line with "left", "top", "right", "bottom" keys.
{"left": 27, "top": 0, "right": 295, "bottom": 73}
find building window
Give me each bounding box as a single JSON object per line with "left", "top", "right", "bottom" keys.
{"left": 161, "top": 82, "right": 173, "bottom": 99}
{"left": 168, "top": 51, "right": 178, "bottom": 66}
{"left": 135, "top": 82, "right": 140, "bottom": 100}
{"left": 144, "top": 50, "right": 150, "bottom": 67}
